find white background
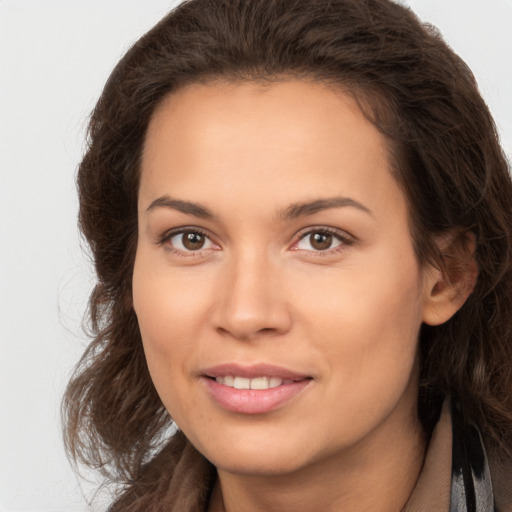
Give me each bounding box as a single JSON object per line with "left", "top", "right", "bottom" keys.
{"left": 0, "top": 1, "right": 511, "bottom": 510}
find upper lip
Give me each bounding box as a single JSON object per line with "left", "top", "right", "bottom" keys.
{"left": 201, "top": 363, "right": 311, "bottom": 381}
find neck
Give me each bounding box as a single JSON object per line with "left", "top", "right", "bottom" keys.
{"left": 208, "top": 400, "right": 426, "bottom": 512}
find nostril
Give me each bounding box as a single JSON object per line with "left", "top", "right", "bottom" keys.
{"left": 212, "top": 293, "right": 293, "bottom": 340}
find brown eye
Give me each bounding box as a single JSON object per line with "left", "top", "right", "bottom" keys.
{"left": 295, "top": 229, "right": 345, "bottom": 252}
{"left": 310, "top": 232, "right": 333, "bottom": 250}
{"left": 182, "top": 232, "right": 205, "bottom": 250}
{"left": 166, "top": 230, "right": 216, "bottom": 253}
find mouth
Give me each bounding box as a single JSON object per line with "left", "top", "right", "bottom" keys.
{"left": 213, "top": 375, "right": 297, "bottom": 390}
{"left": 201, "top": 364, "right": 313, "bottom": 414}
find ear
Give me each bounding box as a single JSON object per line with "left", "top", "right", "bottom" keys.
{"left": 422, "top": 230, "right": 478, "bottom": 326}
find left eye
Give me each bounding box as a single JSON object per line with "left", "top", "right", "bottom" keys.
{"left": 295, "top": 231, "right": 344, "bottom": 251}
{"left": 168, "top": 231, "right": 216, "bottom": 252}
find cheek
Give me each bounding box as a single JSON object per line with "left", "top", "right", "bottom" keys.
{"left": 132, "top": 275, "right": 211, "bottom": 426}
{"left": 133, "top": 250, "right": 212, "bottom": 338}
{"left": 298, "top": 255, "right": 425, "bottom": 397}
{"left": 132, "top": 254, "right": 213, "bottom": 397}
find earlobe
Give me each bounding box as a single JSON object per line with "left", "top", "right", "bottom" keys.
{"left": 422, "top": 231, "right": 478, "bottom": 326}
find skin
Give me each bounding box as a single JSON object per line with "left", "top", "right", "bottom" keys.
{"left": 133, "top": 80, "right": 467, "bottom": 512}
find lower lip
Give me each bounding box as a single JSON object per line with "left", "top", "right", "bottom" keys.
{"left": 203, "top": 378, "right": 311, "bottom": 414}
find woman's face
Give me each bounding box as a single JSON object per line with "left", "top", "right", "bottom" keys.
{"left": 133, "top": 80, "right": 437, "bottom": 476}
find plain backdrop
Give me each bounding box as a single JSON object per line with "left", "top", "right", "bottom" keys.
{"left": 0, "top": 1, "right": 511, "bottom": 510}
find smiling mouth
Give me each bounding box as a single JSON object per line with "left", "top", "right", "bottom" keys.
{"left": 214, "top": 376, "right": 296, "bottom": 389}
{"left": 204, "top": 374, "right": 312, "bottom": 414}
{"left": 201, "top": 364, "right": 313, "bottom": 413}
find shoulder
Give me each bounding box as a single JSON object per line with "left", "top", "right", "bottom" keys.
{"left": 452, "top": 402, "right": 512, "bottom": 512}
{"left": 488, "top": 447, "right": 512, "bottom": 512}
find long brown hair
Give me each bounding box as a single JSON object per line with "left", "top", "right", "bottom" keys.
{"left": 63, "top": 0, "right": 512, "bottom": 506}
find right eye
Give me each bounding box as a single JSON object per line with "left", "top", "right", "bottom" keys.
{"left": 161, "top": 229, "right": 219, "bottom": 255}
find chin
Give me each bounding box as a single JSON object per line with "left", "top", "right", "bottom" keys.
{"left": 191, "top": 427, "right": 316, "bottom": 477}
{"left": 212, "top": 449, "right": 310, "bottom": 477}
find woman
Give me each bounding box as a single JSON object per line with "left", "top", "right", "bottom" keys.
{"left": 63, "top": 0, "right": 512, "bottom": 510}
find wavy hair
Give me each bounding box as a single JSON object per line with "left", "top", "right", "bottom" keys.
{"left": 63, "top": 0, "right": 512, "bottom": 506}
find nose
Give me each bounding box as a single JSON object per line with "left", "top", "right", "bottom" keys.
{"left": 212, "top": 251, "right": 292, "bottom": 341}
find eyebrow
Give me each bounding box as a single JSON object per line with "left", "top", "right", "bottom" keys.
{"left": 278, "top": 196, "right": 373, "bottom": 220}
{"left": 146, "top": 194, "right": 373, "bottom": 220}
{"left": 146, "top": 196, "right": 214, "bottom": 218}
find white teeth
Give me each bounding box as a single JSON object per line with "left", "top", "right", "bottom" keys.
{"left": 233, "top": 377, "right": 251, "bottom": 389}
{"left": 250, "top": 377, "right": 269, "bottom": 390}
{"left": 215, "top": 375, "right": 284, "bottom": 389}
{"left": 269, "top": 377, "right": 283, "bottom": 388}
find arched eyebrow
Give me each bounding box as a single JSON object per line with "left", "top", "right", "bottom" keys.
{"left": 277, "top": 197, "right": 373, "bottom": 220}
{"left": 146, "top": 196, "right": 214, "bottom": 218}
{"left": 146, "top": 195, "right": 373, "bottom": 220}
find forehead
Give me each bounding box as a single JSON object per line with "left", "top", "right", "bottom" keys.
{"left": 145, "top": 80, "right": 380, "bottom": 148}
{"left": 139, "top": 80, "right": 404, "bottom": 220}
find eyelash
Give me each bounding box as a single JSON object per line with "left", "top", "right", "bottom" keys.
{"left": 292, "top": 227, "right": 354, "bottom": 256}
{"left": 158, "top": 227, "right": 218, "bottom": 257}
{"left": 158, "top": 226, "right": 354, "bottom": 257}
